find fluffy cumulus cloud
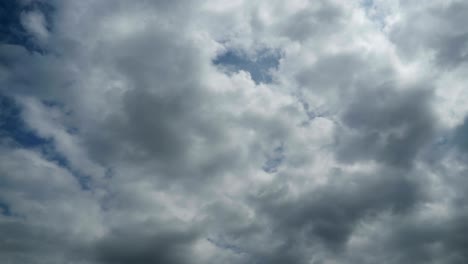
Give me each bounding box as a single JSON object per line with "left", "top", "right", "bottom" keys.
{"left": 1, "top": 0, "right": 468, "bottom": 263}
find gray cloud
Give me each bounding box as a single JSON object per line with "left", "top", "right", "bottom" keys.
{"left": 390, "top": 1, "right": 468, "bottom": 68}
{"left": 1, "top": 0, "right": 468, "bottom": 263}
{"left": 95, "top": 227, "right": 199, "bottom": 264}
{"left": 336, "top": 84, "right": 437, "bottom": 167}
{"left": 248, "top": 166, "right": 424, "bottom": 261}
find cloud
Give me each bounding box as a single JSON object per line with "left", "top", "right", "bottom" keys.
{"left": 336, "top": 84, "right": 436, "bottom": 167}
{"left": 389, "top": 0, "right": 468, "bottom": 68}
{"left": 0, "top": 146, "right": 101, "bottom": 264}
{"left": 1, "top": 0, "right": 468, "bottom": 263}
{"left": 95, "top": 226, "right": 199, "bottom": 264}
{"left": 20, "top": 9, "right": 48, "bottom": 42}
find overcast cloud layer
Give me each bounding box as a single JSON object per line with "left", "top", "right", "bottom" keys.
{"left": 1, "top": 0, "right": 468, "bottom": 263}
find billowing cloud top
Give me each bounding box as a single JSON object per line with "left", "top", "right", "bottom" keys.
{"left": 1, "top": 0, "right": 468, "bottom": 263}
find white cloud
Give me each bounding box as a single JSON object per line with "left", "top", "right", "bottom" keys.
{"left": 1, "top": 0, "right": 468, "bottom": 263}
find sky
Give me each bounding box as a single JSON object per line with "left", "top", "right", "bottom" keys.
{"left": 1, "top": 0, "right": 468, "bottom": 263}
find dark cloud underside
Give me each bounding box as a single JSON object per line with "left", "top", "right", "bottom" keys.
{"left": 1, "top": 1, "right": 468, "bottom": 264}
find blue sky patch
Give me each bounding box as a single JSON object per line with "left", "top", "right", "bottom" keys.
{"left": 0, "top": 93, "right": 91, "bottom": 190}
{"left": 0, "top": 201, "right": 12, "bottom": 217}
{"left": 207, "top": 237, "right": 246, "bottom": 255}
{"left": 262, "top": 144, "right": 285, "bottom": 174}
{"left": 0, "top": 1, "right": 53, "bottom": 54}
{"left": 213, "top": 49, "right": 281, "bottom": 84}
{"left": 0, "top": 93, "right": 49, "bottom": 148}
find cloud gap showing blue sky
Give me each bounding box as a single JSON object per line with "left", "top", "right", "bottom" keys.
{"left": 213, "top": 48, "right": 281, "bottom": 84}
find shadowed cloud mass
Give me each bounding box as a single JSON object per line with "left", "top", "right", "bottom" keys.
{"left": 1, "top": 0, "right": 468, "bottom": 263}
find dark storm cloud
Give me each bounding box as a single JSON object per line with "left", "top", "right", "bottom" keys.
{"left": 336, "top": 84, "right": 436, "bottom": 167}
{"left": 386, "top": 215, "right": 468, "bottom": 264}
{"left": 342, "top": 197, "right": 468, "bottom": 264}
{"left": 82, "top": 72, "right": 248, "bottom": 189}
{"left": 195, "top": 165, "right": 426, "bottom": 264}
{"left": 249, "top": 166, "right": 423, "bottom": 258}
{"left": 453, "top": 115, "right": 468, "bottom": 152}
{"left": 95, "top": 227, "right": 199, "bottom": 264}
{"left": 0, "top": 219, "right": 93, "bottom": 264}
